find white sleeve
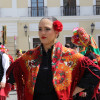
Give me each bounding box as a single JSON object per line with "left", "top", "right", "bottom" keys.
{"left": 1, "top": 53, "right": 9, "bottom": 83}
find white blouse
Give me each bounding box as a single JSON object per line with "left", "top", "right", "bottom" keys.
{"left": 1, "top": 53, "right": 9, "bottom": 83}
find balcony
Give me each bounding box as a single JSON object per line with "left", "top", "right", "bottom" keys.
{"left": 60, "top": 6, "right": 80, "bottom": 16}
{"left": 28, "top": 6, "right": 47, "bottom": 17}
{"left": 93, "top": 5, "right": 100, "bottom": 15}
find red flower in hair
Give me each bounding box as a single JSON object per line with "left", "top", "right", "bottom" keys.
{"left": 53, "top": 20, "right": 63, "bottom": 32}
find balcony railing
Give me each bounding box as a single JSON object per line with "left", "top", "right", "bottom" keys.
{"left": 60, "top": 6, "right": 80, "bottom": 16}
{"left": 28, "top": 6, "right": 47, "bottom": 17}
{"left": 93, "top": 5, "right": 100, "bottom": 15}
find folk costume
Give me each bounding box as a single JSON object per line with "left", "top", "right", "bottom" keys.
{"left": 71, "top": 27, "right": 100, "bottom": 64}
{"left": 0, "top": 45, "right": 9, "bottom": 100}
{"left": 7, "top": 42, "right": 100, "bottom": 100}
{"left": 71, "top": 27, "right": 100, "bottom": 100}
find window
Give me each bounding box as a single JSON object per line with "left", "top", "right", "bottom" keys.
{"left": 96, "top": 0, "right": 100, "bottom": 5}
{"left": 31, "top": 0, "right": 44, "bottom": 16}
{"left": 33, "top": 38, "right": 41, "bottom": 48}
{"left": 62, "top": 0, "right": 79, "bottom": 16}
{"left": 63, "top": 0, "right": 76, "bottom": 7}
{"left": 65, "top": 37, "right": 73, "bottom": 48}
{"left": 94, "top": 0, "right": 100, "bottom": 15}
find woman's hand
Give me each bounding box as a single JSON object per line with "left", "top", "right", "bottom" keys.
{"left": 0, "top": 82, "right": 6, "bottom": 88}
{"left": 73, "top": 86, "right": 85, "bottom": 96}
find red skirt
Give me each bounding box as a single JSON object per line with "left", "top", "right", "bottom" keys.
{"left": 0, "top": 96, "right": 6, "bottom": 100}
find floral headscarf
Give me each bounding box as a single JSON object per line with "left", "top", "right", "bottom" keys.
{"left": 71, "top": 27, "right": 100, "bottom": 57}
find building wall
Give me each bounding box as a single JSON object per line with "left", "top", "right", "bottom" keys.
{"left": 0, "top": 0, "right": 97, "bottom": 17}
{"left": 80, "top": 0, "right": 93, "bottom": 6}
{"left": 0, "top": 0, "right": 100, "bottom": 57}
{"left": 13, "top": 16, "right": 100, "bottom": 51}
{"left": 79, "top": 0, "right": 94, "bottom": 15}
{"left": 0, "top": 0, "right": 12, "bottom": 8}
{"left": 0, "top": 17, "right": 100, "bottom": 57}
{"left": 17, "top": 0, "right": 28, "bottom": 8}
{"left": 47, "top": 0, "right": 60, "bottom": 7}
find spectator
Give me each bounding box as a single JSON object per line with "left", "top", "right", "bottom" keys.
{"left": 0, "top": 45, "right": 9, "bottom": 100}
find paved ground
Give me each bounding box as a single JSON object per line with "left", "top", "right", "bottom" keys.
{"left": 7, "top": 90, "right": 17, "bottom": 100}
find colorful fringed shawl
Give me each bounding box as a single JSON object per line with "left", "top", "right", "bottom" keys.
{"left": 7, "top": 42, "right": 100, "bottom": 100}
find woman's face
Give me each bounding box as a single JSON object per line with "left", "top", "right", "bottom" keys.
{"left": 38, "top": 19, "right": 58, "bottom": 45}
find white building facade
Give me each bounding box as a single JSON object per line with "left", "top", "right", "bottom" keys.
{"left": 0, "top": 0, "right": 100, "bottom": 57}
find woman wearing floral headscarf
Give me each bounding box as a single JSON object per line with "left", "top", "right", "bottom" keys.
{"left": 71, "top": 27, "right": 100, "bottom": 100}
{"left": 7, "top": 17, "right": 100, "bottom": 100}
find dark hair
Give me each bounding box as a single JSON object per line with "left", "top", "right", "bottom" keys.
{"left": 22, "top": 51, "right": 26, "bottom": 54}
{"left": 16, "top": 49, "right": 22, "bottom": 55}
{"left": 40, "top": 16, "right": 57, "bottom": 22}
{"left": 0, "top": 42, "right": 2, "bottom": 45}
{"left": 16, "top": 49, "right": 20, "bottom": 55}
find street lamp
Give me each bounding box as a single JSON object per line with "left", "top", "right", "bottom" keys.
{"left": 91, "top": 23, "right": 95, "bottom": 35}
{"left": 24, "top": 25, "right": 30, "bottom": 49}
{"left": 24, "top": 25, "right": 28, "bottom": 36}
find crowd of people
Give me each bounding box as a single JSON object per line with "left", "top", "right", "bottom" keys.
{"left": 0, "top": 16, "right": 100, "bottom": 100}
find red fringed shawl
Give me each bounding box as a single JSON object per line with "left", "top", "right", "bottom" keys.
{"left": 7, "top": 42, "right": 100, "bottom": 100}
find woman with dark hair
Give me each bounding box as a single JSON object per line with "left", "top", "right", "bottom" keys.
{"left": 7, "top": 17, "right": 100, "bottom": 100}
{"left": 15, "top": 49, "right": 23, "bottom": 60}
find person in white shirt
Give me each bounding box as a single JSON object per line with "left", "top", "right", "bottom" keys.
{"left": 0, "top": 45, "right": 9, "bottom": 100}
{"left": 0, "top": 53, "right": 9, "bottom": 87}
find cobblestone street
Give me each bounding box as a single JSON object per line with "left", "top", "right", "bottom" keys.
{"left": 7, "top": 90, "right": 17, "bottom": 100}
